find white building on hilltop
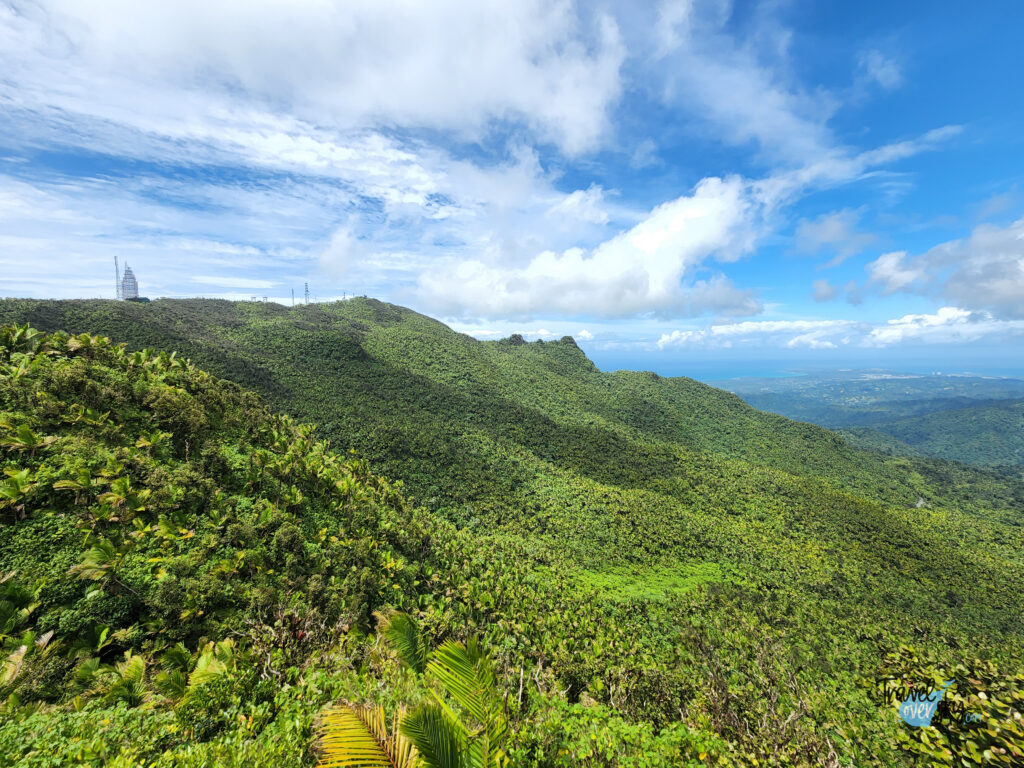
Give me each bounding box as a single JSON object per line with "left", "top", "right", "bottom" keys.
{"left": 120, "top": 264, "right": 139, "bottom": 300}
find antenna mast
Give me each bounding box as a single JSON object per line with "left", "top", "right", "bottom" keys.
{"left": 114, "top": 256, "right": 121, "bottom": 300}
{"left": 304, "top": 282, "right": 310, "bottom": 305}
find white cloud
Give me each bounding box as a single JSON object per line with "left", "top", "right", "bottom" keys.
{"left": 858, "top": 50, "right": 904, "bottom": 90}
{"left": 318, "top": 226, "right": 366, "bottom": 280}
{"left": 864, "top": 307, "right": 1024, "bottom": 346}
{"left": 786, "top": 333, "right": 836, "bottom": 349}
{"left": 657, "top": 318, "right": 856, "bottom": 349}
{"left": 866, "top": 251, "right": 926, "bottom": 294}
{"left": 932, "top": 218, "right": 1024, "bottom": 318}
{"left": 547, "top": 186, "right": 611, "bottom": 225}
{"left": 0, "top": 0, "right": 978, "bottom": 333}
{"left": 577, "top": 329, "right": 594, "bottom": 341}
{"left": 414, "top": 175, "right": 761, "bottom": 319}
{"left": 857, "top": 216, "right": 1024, "bottom": 318}
{"left": 631, "top": 139, "right": 659, "bottom": 169}
{"left": 812, "top": 279, "right": 838, "bottom": 302}
{"left": 191, "top": 275, "right": 276, "bottom": 290}
{"left": 3, "top": 0, "right": 625, "bottom": 156}
{"left": 405, "top": 120, "right": 960, "bottom": 321}
{"left": 652, "top": 0, "right": 836, "bottom": 164}
{"left": 755, "top": 126, "right": 962, "bottom": 207}
{"left": 796, "top": 208, "right": 876, "bottom": 266}
{"left": 656, "top": 308, "right": 1024, "bottom": 351}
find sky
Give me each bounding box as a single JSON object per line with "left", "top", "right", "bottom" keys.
{"left": 2, "top": 0, "right": 1024, "bottom": 379}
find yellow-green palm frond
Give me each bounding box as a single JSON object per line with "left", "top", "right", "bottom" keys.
{"left": 318, "top": 702, "right": 419, "bottom": 768}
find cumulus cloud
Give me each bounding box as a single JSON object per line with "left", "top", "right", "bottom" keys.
{"left": 858, "top": 50, "right": 904, "bottom": 90}
{"left": 408, "top": 121, "right": 960, "bottom": 321}
{"left": 796, "top": 209, "right": 876, "bottom": 266}
{"left": 415, "top": 175, "right": 761, "bottom": 319}
{"left": 857, "top": 217, "right": 1024, "bottom": 317}
{"left": 864, "top": 307, "right": 1024, "bottom": 346}
{"left": 577, "top": 329, "right": 595, "bottom": 340}
{"left": 812, "top": 279, "right": 838, "bottom": 302}
{"left": 657, "top": 318, "right": 857, "bottom": 349}
{"left": 786, "top": 332, "right": 836, "bottom": 349}
{"left": 318, "top": 226, "right": 366, "bottom": 280}
{"left": 548, "top": 186, "right": 611, "bottom": 225}
{"left": 0, "top": 0, "right": 978, "bottom": 330}
{"left": 866, "top": 251, "right": 927, "bottom": 294}
{"left": 932, "top": 218, "right": 1024, "bottom": 317}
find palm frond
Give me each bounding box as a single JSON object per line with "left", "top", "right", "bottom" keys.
{"left": 154, "top": 668, "right": 187, "bottom": 701}
{"left": 380, "top": 611, "right": 428, "bottom": 674}
{"left": 401, "top": 704, "right": 465, "bottom": 768}
{"left": 159, "top": 642, "right": 193, "bottom": 673}
{"left": 319, "top": 703, "right": 419, "bottom": 768}
{"left": 102, "top": 652, "right": 149, "bottom": 707}
{"left": 426, "top": 639, "right": 505, "bottom": 740}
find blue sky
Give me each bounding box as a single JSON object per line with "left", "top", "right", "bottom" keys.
{"left": 2, "top": 0, "right": 1023, "bottom": 378}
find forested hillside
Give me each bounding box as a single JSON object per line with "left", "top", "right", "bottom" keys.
{"left": 723, "top": 373, "right": 1024, "bottom": 472}
{"left": 840, "top": 400, "right": 1024, "bottom": 474}
{"left": 2, "top": 301, "right": 1023, "bottom": 766}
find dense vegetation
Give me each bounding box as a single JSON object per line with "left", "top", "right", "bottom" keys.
{"left": 841, "top": 400, "right": 1024, "bottom": 475}
{"left": 722, "top": 372, "right": 1024, "bottom": 473}
{"left": 1, "top": 300, "right": 1023, "bottom": 766}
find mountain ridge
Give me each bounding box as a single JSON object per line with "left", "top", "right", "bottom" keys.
{"left": 2, "top": 299, "right": 1023, "bottom": 766}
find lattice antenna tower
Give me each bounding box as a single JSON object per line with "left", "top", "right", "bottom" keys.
{"left": 304, "top": 282, "right": 310, "bottom": 305}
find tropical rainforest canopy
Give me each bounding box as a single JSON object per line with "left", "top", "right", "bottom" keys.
{"left": 0, "top": 298, "right": 1021, "bottom": 767}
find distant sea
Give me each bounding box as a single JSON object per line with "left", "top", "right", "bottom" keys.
{"left": 585, "top": 350, "right": 1024, "bottom": 383}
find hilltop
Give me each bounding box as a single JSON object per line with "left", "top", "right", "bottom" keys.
{"left": 2, "top": 299, "right": 1020, "bottom": 518}
{"left": 1, "top": 299, "right": 1023, "bottom": 766}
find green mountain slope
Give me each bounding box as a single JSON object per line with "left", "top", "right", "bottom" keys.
{"left": 2, "top": 301, "right": 1024, "bottom": 766}
{"left": 2, "top": 298, "right": 1019, "bottom": 518}
{"left": 722, "top": 372, "right": 1024, "bottom": 470}
{"left": 0, "top": 325, "right": 437, "bottom": 764}
{"left": 842, "top": 399, "right": 1024, "bottom": 472}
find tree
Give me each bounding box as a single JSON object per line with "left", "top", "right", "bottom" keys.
{"left": 68, "top": 538, "right": 138, "bottom": 596}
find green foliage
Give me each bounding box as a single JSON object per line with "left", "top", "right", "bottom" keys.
{"left": 323, "top": 624, "right": 510, "bottom": 768}
{"left": 723, "top": 371, "right": 1024, "bottom": 471}
{"left": 0, "top": 306, "right": 1022, "bottom": 767}
{"left": 381, "top": 610, "right": 430, "bottom": 675}
{"left": 318, "top": 702, "right": 419, "bottom": 768}
{"left": 509, "top": 698, "right": 730, "bottom": 767}
{"left": 874, "top": 645, "right": 1024, "bottom": 765}
{"left": 412, "top": 636, "right": 509, "bottom": 768}
{"left": 402, "top": 704, "right": 464, "bottom": 768}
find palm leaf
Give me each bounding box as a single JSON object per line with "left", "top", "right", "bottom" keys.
{"left": 401, "top": 704, "right": 464, "bottom": 768}
{"left": 154, "top": 668, "right": 187, "bottom": 701}
{"left": 380, "top": 611, "right": 428, "bottom": 674}
{"left": 426, "top": 639, "right": 504, "bottom": 738}
{"left": 319, "top": 703, "right": 419, "bottom": 768}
